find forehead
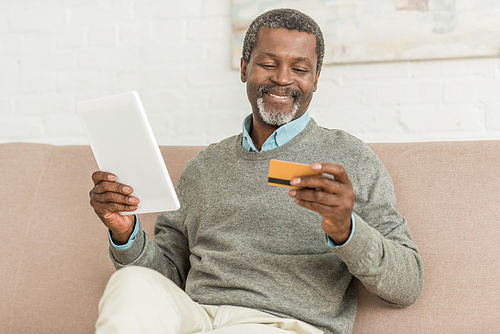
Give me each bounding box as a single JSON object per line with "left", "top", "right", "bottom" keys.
{"left": 252, "top": 27, "right": 317, "bottom": 64}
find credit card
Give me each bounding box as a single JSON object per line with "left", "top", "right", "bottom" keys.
{"left": 268, "top": 159, "right": 319, "bottom": 189}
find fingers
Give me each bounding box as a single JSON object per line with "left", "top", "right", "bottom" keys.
{"left": 90, "top": 190, "right": 139, "bottom": 219}
{"left": 288, "top": 162, "right": 355, "bottom": 214}
{"left": 92, "top": 171, "right": 116, "bottom": 185}
{"left": 290, "top": 163, "right": 351, "bottom": 195}
{"left": 93, "top": 200, "right": 138, "bottom": 217}
{"left": 292, "top": 194, "right": 341, "bottom": 216}
{"left": 91, "top": 190, "right": 139, "bottom": 209}
{"left": 289, "top": 185, "right": 354, "bottom": 216}
{"left": 89, "top": 170, "right": 139, "bottom": 218}
{"left": 290, "top": 186, "right": 339, "bottom": 207}
{"left": 311, "top": 163, "right": 350, "bottom": 185}
{"left": 90, "top": 171, "right": 136, "bottom": 199}
{"left": 92, "top": 180, "right": 133, "bottom": 196}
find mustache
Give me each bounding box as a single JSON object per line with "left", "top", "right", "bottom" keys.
{"left": 257, "top": 84, "right": 302, "bottom": 101}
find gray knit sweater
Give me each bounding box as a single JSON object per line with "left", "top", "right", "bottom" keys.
{"left": 110, "top": 119, "right": 423, "bottom": 334}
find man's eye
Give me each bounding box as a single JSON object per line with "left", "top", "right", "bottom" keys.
{"left": 260, "top": 64, "right": 276, "bottom": 69}
{"left": 293, "top": 68, "right": 308, "bottom": 73}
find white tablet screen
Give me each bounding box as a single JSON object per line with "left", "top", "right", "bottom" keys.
{"left": 76, "top": 91, "right": 180, "bottom": 215}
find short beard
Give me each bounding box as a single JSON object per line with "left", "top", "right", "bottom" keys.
{"left": 256, "top": 85, "right": 302, "bottom": 126}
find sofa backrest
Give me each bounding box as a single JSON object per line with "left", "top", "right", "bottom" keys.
{"left": 354, "top": 141, "right": 500, "bottom": 333}
{"left": 1, "top": 141, "right": 499, "bottom": 333}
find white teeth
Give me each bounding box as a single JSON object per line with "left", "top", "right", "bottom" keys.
{"left": 268, "top": 93, "right": 291, "bottom": 100}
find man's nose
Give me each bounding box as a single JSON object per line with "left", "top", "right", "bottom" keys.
{"left": 271, "top": 66, "right": 294, "bottom": 86}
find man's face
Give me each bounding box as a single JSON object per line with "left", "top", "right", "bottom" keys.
{"left": 241, "top": 27, "right": 321, "bottom": 127}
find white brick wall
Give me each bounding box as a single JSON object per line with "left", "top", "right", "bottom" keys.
{"left": 1, "top": 0, "right": 500, "bottom": 145}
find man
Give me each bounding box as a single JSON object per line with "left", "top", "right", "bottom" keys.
{"left": 90, "top": 8, "right": 423, "bottom": 334}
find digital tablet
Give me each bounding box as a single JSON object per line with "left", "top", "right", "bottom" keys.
{"left": 76, "top": 91, "right": 180, "bottom": 215}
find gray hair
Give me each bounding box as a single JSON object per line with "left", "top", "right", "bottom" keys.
{"left": 242, "top": 8, "right": 325, "bottom": 73}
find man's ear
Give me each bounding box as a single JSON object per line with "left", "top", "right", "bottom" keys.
{"left": 240, "top": 58, "right": 248, "bottom": 83}
{"left": 313, "top": 69, "right": 321, "bottom": 92}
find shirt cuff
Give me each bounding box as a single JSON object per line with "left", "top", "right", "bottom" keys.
{"left": 326, "top": 213, "right": 356, "bottom": 247}
{"left": 108, "top": 215, "right": 140, "bottom": 250}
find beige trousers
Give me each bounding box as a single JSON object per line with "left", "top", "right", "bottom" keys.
{"left": 96, "top": 266, "right": 322, "bottom": 334}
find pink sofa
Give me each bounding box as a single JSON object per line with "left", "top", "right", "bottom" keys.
{"left": 1, "top": 141, "right": 499, "bottom": 333}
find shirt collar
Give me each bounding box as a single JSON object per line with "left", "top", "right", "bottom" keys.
{"left": 241, "top": 111, "right": 311, "bottom": 152}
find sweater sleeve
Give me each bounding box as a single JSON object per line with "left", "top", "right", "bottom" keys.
{"left": 329, "top": 144, "right": 424, "bottom": 307}
{"left": 108, "top": 170, "right": 193, "bottom": 289}
{"left": 108, "top": 215, "right": 190, "bottom": 289}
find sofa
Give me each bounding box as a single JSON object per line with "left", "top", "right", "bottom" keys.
{"left": 1, "top": 141, "right": 499, "bottom": 334}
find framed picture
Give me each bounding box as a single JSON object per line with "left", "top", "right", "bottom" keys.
{"left": 232, "top": 0, "right": 500, "bottom": 67}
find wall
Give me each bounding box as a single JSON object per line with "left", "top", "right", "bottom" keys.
{"left": 1, "top": 0, "right": 500, "bottom": 145}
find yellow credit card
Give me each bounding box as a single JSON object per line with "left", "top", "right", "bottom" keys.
{"left": 268, "top": 159, "right": 318, "bottom": 189}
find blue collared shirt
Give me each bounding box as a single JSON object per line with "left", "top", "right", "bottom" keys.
{"left": 242, "top": 112, "right": 311, "bottom": 152}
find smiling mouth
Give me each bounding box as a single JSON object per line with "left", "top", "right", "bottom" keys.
{"left": 267, "top": 92, "right": 293, "bottom": 102}
{"left": 259, "top": 85, "right": 300, "bottom": 104}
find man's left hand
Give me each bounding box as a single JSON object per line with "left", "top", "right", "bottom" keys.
{"left": 289, "top": 163, "right": 355, "bottom": 245}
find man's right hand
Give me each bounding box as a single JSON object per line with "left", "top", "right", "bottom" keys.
{"left": 89, "top": 171, "right": 139, "bottom": 245}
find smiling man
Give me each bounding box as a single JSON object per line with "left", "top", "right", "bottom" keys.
{"left": 91, "top": 9, "right": 423, "bottom": 334}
